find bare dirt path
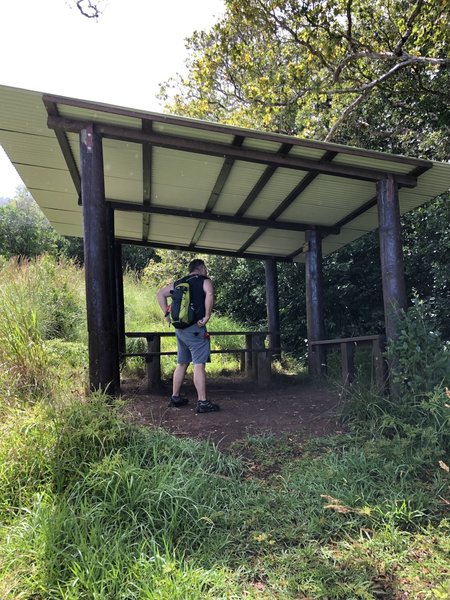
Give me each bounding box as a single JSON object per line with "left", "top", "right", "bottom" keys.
{"left": 122, "top": 374, "right": 346, "bottom": 449}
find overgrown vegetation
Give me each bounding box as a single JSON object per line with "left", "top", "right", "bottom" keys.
{"left": 0, "top": 255, "right": 449, "bottom": 598}
{"left": 2, "top": 0, "right": 449, "bottom": 593}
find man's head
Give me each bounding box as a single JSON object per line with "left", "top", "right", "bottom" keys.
{"left": 188, "top": 258, "right": 207, "bottom": 276}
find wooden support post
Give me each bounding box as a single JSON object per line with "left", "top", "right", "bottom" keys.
{"left": 240, "top": 351, "right": 245, "bottom": 372}
{"left": 245, "top": 333, "right": 253, "bottom": 375}
{"left": 340, "top": 342, "right": 355, "bottom": 384}
{"left": 115, "top": 242, "right": 126, "bottom": 360}
{"left": 253, "top": 333, "right": 271, "bottom": 386}
{"left": 146, "top": 334, "right": 161, "bottom": 391}
{"left": 372, "top": 336, "right": 388, "bottom": 391}
{"left": 264, "top": 258, "right": 281, "bottom": 359}
{"left": 377, "top": 175, "right": 407, "bottom": 395}
{"left": 305, "top": 229, "right": 326, "bottom": 375}
{"left": 377, "top": 175, "right": 407, "bottom": 343}
{"left": 80, "top": 124, "right": 120, "bottom": 395}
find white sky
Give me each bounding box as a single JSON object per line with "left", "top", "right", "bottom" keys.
{"left": 0, "top": 0, "right": 225, "bottom": 198}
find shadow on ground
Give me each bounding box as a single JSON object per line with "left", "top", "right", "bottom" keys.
{"left": 122, "top": 374, "right": 346, "bottom": 449}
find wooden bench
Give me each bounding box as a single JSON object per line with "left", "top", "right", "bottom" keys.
{"left": 310, "top": 334, "right": 388, "bottom": 389}
{"left": 123, "top": 331, "right": 277, "bottom": 390}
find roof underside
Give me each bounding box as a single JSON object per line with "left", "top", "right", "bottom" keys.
{"left": 1, "top": 84, "right": 449, "bottom": 262}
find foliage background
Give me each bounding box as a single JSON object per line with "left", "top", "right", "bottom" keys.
{"left": 1, "top": 0, "right": 449, "bottom": 356}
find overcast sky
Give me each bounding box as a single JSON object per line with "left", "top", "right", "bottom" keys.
{"left": 0, "top": 0, "right": 225, "bottom": 198}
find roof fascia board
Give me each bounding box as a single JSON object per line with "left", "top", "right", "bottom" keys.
{"left": 109, "top": 200, "right": 339, "bottom": 235}
{"left": 43, "top": 93, "right": 431, "bottom": 170}
{"left": 47, "top": 114, "right": 420, "bottom": 187}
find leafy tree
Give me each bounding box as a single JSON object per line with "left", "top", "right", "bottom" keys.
{"left": 0, "top": 189, "right": 61, "bottom": 259}
{"left": 62, "top": 236, "right": 85, "bottom": 265}
{"left": 157, "top": 0, "right": 450, "bottom": 352}
{"left": 142, "top": 250, "right": 208, "bottom": 287}
{"left": 121, "top": 245, "right": 157, "bottom": 273}
{"left": 402, "top": 195, "right": 450, "bottom": 338}
{"left": 60, "top": 238, "right": 157, "bottom": 273}
{"left": 0, "top": 188, "right": 157, "bottom": 273}
{"left": 160, "top": 0, "right": 449, "bottom": 146}
{"left": 323, "top": 231, "right": 384, "bottom": 338}
{"left": 207, "top": 255, "right": 309, "bottom": 354}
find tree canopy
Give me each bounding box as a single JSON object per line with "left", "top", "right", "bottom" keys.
{"left": 158, "top": 0, "right": 450, "bottom": 348}
{"left": 161, "top": 0, "right": 449, "bottom": 156}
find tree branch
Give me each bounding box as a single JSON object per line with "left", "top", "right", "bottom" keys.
{"left": 76, "top": 0, "right": 101, "bottom": 19}
{"left": 334, "top": 51, "right": 449, "bottom": 83}
{"left": 326, "top": 54, "right": 449, "bottom": 140}
{"left": 393, "top": 0, "right": 425, "bottom": 56}
{"left": 325, "top": 91, "right": 369, "bottom": 141}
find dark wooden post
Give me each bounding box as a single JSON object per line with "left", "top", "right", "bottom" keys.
{"left": 106, "top": 204, "right": 120, "bottom": 384}
{"left": 340, "top": 342, "right": 355, "bottom": 384}
{"left": 264, "top": 258, "right": 281, "bottom": 359}
{"left": 80, "top": 124, "right": 120, "bottom": 395}
{"left": 115, "top": 242, "right": 126, "bottom": 360}
{"left": 245, "top": 333, "right": 253, "bottom": 375}
{"left": 372, "top": 335, "right": 388, "bottom": 391}
{"left": 253, "top": 333, "right": 271, "bottom": 386}
{"left": 146, "top": 334, "right": 161, "bottom": 391}
{"left": 377, "top": 175, "right": 407, "bottom": 342}
{"left": 305, "top": 229, "right": 326, "bottom": 375}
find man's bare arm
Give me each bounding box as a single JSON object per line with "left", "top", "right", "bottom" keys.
{"left": 198, "top": 278, "right": 214, "bottom": 326}
{"left": 156, "top": 282, "right": 174, "bottom": 314}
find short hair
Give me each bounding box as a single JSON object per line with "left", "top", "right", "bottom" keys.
{"left": 188, "top": 258, "right": 206, "bottom": 273}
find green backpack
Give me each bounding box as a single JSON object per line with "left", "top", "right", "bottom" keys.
{"left": 169, "top": 276, "right": 197, "bottom": 329}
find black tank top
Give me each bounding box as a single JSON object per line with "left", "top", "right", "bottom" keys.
{"left": 174, "top": 274, "right": 208, "bottom": 321}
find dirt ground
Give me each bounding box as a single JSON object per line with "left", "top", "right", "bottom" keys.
{"left": 122, "top": 374, "right": 346, "bottom": 449}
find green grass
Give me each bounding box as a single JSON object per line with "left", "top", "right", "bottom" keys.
{"left": 1, "top": 255, "right": 449, "bottom": 598}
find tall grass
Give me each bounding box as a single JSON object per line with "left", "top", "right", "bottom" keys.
{"left": 0, "top": 256, "right": 449, "bottom": 598}
{"left": 0, "top": 397, "right": 245, "bottom": 599}
{"left": 0, "top": 257, "right": 87, "bottom": 403}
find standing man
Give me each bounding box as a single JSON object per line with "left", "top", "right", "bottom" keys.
{"left": 156, "top": 258, "right": 220, "bottom": 413}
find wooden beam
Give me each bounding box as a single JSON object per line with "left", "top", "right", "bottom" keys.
{"left": 115, "top": 236, "right": 295, "bottom": 262}
{"left": 109, "top": 200, "right": 339, "bottom": 235}
{"left": 43, "top": 99, "right": 81, "bottom": 195}
{"left": 235, "top": 143, "right": 293, "bottom": 216}
{"left": 238, "top": 150, "right": 338, "bottom": 252}
{"left": 47, "top": 114, "right": 419, "bottom": 187}
{"left": 332, "top": 165, "right": 432, "bottom": 233}
{"left": 114, "top": 242, "right": 126, "bottom": 359}
{"left": 189, "top": 135, "right": 244, "bottom": 248}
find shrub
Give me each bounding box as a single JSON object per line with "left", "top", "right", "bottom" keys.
{"left": 388, "top": 298, "right": 449, "bottom": 396}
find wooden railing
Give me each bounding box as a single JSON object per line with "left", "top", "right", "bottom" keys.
{"left": 310, "top": 334, "right": 388, "bottom": 389}
{"left": 124, "top": 331, "right": 277, "bottom": 391}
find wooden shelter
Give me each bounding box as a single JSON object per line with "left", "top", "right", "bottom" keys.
{"left": 1, "top": 84, "right": 449, "bottom": 394}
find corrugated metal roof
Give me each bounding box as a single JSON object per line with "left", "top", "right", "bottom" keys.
{"left": 1, "top": 84, "right": 449, "bottom": 262}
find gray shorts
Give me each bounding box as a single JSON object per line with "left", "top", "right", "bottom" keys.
{"left": 175, "top": 324, "right": 211, "bottom": 365}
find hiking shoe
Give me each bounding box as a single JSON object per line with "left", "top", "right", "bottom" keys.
{"left": 196, "top": 400, "right": 220, "bottom": 413}
{"left": 168, "top": 394, "right": 189, "bottom": 407}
